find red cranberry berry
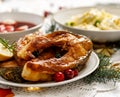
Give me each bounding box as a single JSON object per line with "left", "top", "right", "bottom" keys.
{"left": 44, "top": 11, "right": 50, "bottom": 17}
{"left": 64, "top": 69, "right": 74, "bottom": 79}
{"left": 0, "top": 88, "right": 14, "bottom": 97}
{"left": 73, "top": 69, "right": 78, "bottom": 77}
{"left": 54, "top": 72, "right": 65, "bottom": 82}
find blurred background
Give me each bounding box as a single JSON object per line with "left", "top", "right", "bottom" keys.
{"left": 0, "top": 0, "right": 120, "bottom": 16}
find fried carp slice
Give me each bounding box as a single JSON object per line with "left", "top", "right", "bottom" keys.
{"left": 17, "top": 31, "right": 93, "bottom": 81}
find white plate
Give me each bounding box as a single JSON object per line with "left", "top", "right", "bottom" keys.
{"left": 53, "top": 6, "right": 120, "bottom": 42}
{"left": 0, "top": 51, "right": 99, "bottom": 87}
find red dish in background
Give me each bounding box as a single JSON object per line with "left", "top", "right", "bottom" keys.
{"left": 0, "top": 20, "right": 36, "bottom": 33}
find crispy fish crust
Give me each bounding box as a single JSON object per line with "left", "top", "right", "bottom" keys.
{"left": 15, "top": 31, "right": 93, "bottom": 81}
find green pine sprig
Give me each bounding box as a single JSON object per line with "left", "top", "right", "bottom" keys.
{"left": 0, "top": 38, "right": 15, "bottom": 52}
{"left": 84, "top": 54, "right": 120, "bottom": 83}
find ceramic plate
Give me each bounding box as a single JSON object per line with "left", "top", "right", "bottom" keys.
{"left": 53, "top": 6, "right": 120, "bottom": 42}
{"left": 0, "top": 51, "right": 99, "bottom": 87}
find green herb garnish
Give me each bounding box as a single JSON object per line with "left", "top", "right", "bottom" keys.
{"left": 65, "top": 22, "right": 75, "bottom": 26}
{"left": 94, "top": 20, "right": 101, "bottom": 27}
{"left": 84, "top": 54, "right": 120, "bottom": 83}
{"left": 55, "top": 52, "right": 61, "bottom": 58}
{"left": 0, "top": 38, "right": 15, "bottom": 52}
{"left": 32, "top": 50, "right": 40, "bottom": 57}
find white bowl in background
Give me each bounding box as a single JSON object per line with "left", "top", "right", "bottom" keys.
{"left": 0, "top": 12, "right": 43, "bottom": 43}
{"left": 53, "top": 6, "right": 120, "bottom": 42}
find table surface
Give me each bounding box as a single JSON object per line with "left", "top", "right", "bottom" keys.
{"left": 0, "top": 0, "right": 120, "bottom": 97}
